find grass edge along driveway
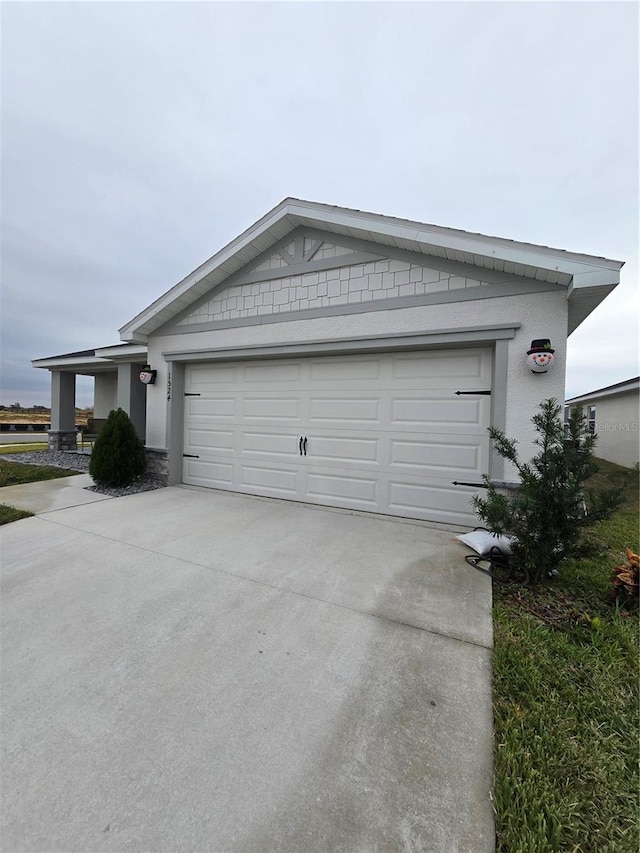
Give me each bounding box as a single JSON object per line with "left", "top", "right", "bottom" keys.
{"left": 491, "top": 459, "right": 639, "bottom": 853}
{"left": 0, "top": 455, "right": 82, "bottom": 524}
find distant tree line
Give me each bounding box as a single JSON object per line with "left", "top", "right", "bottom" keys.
{"left": 0, "top": 404, "right": 93, "bottom": 414}
{"left": 0, "top": 404, "right": 51, "bottom": 413}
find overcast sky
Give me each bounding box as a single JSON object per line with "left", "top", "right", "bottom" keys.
{"left": 1, "top": 0, "right": 638, "bottom": 408}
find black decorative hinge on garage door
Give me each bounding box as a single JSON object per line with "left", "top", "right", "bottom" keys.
{"left": 454, "top": 390, "right": 491, "bottom": 395}
{"left": 183, "top": 453, "right": 199, "bottom": 458}
{"left": 184, "top": 392, "right": 201, "bottom": 396}
{"left": 452, "top": 480, "right": 489, "bottom": 488}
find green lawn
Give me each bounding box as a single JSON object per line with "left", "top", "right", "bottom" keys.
{"left": 0, "top": 458, "right": 81, "bottom": 488}
{"left": 492, "top": 459, "right": 639, "bottom": 852}
{"left": 0, "top": 504, "right": 33, "bottom": 524}
{"left": 0, "top": 455, "right": 81, "bottom": 525}
{"left": 0, "top": 442, "right": 49, "bottom": 454}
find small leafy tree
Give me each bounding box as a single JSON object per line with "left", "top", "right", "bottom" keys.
{"left": 89, "top": 408, "right": 147, "bottom": 487}
{"left": 473, "top": 398, "right": 625, "bottom": 584}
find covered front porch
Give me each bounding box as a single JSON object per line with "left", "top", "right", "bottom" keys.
{"left": 32, "top": 344, "right": 149, "bottom": 451}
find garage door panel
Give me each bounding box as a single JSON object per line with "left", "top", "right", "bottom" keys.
{"left": 240, "top": 465, "right": 298, "bottom": 496}
{"left": 186, "top": 364, "right": 239, "bottom": 391}
{"left": 242, "top": 431, "right": 302, "bottom": 457}
{"left": 186, "top": 428, "right": 235, "bottom": 453}
{"left": 391, "top": 397, "right": 488, "bottom": 430}
{"left": 308, "top": 397, "right": 381, "bottom": 424}
{"left": 185, "top": 459, "right": 234, "bottom": 488}
{"left": 306, "top": 471, "right": 378, "bottom": 505}
{"left": 390, "top": 436, "right": 486, "bottom": 477}
{"left": 388, "top": 480, "right": 478, "bottom": 525}
{"left": 305, "top": 435, "right": 380, "bottom": 464}
{"left": 188, "top": 397, "right": 237, "bottom": 418}
{"left": 390, "top": 351, "right": 490, "bottom": 384}
{"left": 243, "top": 362, "right": 302, "bottom": 383}
{"left": 243, "top": 397, "right": 301, "bottom": 420}
{"left": 309, "top": 357, "right": 383, "bottom": 383}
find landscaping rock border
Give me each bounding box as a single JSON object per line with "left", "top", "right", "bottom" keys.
{"left": 0, "top": 451, "right": 167, "bottom": 497}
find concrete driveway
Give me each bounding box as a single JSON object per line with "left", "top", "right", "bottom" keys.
{"left": 1, "top": 484, "right": 494, "bottom": 852}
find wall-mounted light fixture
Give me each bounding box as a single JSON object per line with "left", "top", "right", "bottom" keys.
{"left": 139, "top": 365, "right": 157, "bottom": 385}
{"left": 526, "top": 339, "right": 555, "bottom": 374}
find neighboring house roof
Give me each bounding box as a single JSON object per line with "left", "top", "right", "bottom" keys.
{"left": 32, "top": 343, "right": 148, "bottom": 374}
{"left": 118, "top": 198, "right": 624, "bottom": 343}
{"left": 566, "top": 376, "right": 640, "bottom": 405}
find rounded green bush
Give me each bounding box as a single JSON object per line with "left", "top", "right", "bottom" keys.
{"left": 89, "top": 408, "right": 147, "bottom": 487}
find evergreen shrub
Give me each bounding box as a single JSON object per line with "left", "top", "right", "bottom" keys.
{"left": 89, "top": 408, "right": 147, "bottom": 487}
{"left": 473, "top": 398, "right": 626, "bottom": 584}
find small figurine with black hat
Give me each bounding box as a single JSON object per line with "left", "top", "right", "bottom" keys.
{"left": 526, "top": 339, "right": 555, "bottom": 374}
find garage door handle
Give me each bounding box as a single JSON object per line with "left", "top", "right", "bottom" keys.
{"left": 303, "top": 436, "right": 307, "bottom": 456}
{"left": 299, "top": 436, "right": 303, "bottom": 456}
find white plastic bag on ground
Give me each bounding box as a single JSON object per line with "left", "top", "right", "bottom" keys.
{"left": 457, "top": 530, "right": 517, "bottom": 557}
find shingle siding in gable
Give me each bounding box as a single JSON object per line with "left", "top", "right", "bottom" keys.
{"left": 312, "top": 242, "right": 354, "bottom": 260}
{"left": 176, "top": 258, "right": 487, "bottom": 326}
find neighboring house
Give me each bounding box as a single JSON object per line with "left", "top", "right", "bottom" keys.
{"left": 33, "top": 198, "right": 623, "bottom": 526}
{"left": 566, "top": 377, "right": 639, "bottom": 469}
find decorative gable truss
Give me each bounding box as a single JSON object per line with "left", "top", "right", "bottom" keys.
{"left": 250, "top": 235, "right": 357, "bottom": 273}
{"left": 166, "top": 228, "right": 550, "bottom": 332}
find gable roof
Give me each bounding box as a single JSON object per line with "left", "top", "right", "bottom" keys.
{"left": 119, "top": 198, "right": 624, "bottom": 342}
{"left": 566, "top": 376, "right": 640, "bottom": 405}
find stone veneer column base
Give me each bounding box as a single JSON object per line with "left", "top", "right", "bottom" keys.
{"left": 145, "top": 447, "right": 169, "bottom": 485}
{"left": 47, "top": 430, "right": 78, "bottom": 451}
{"left": 491, "top": 480, "right": 521, "bottom": 500}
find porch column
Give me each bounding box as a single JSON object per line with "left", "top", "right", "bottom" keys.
{"left": 48, "top": 371, "right": 77, "bottom": 451}
{"left": 116, "top": 362, "right": 147, "bottom": 439}
{"left": 93, "top": 373, "right": 117, "bottom": 418}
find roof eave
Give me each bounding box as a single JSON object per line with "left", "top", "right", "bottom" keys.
{"left": 33, "top": 343, "right": 149, "bottom": 372}
{"left": 94, "top": 343, "right": 148, "bottom": 361}
{"left": 117, "top": 198, "right": 625, "bottom": 340}
{"left": 32, "top": 355, "right": 114, "bottom": 373}
{"left": 567, "top": 269, "right": 622, "bottom": 335}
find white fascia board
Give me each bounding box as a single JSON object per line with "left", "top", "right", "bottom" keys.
{"left": 120, "top": 330, "right": 149, "bottom": 344}
{"left": 567, "top": 269, "right": 623, "bottom": 295}
{"left": 31, "top": 355, "right": 111, "bottom": 370}
{"left": 286, "top": 200, "right": 624, "bottom": 275}
{"left": 94, "top": 344, "right": 148, "bottom": 361}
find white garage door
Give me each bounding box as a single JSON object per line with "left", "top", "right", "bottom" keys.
{"left": 183, "top": 348, "right": 492, "bottom": 525}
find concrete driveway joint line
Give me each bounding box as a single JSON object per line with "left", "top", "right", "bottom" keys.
{"left": 0, "top": 473, "right": 113, "bottom": 514}
{"left": 34, "top": 510, "right": 492, "bottom": 652}
{"left": 1, "top": 486, "right": 494, "bottom": 852}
